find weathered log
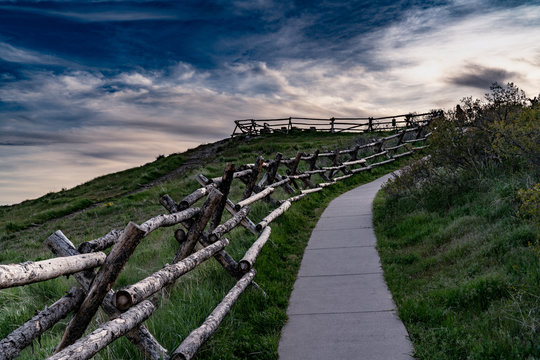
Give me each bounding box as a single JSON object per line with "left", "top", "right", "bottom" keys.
{"left": 363, "top": 150, "right": 388, "bottom": 161}
{"left": 140, "top": 207, "right": 201, "bottom": 234}
{"left": 333, "top": 174, "right": 354, "bottom": 181}
{"left": 322, "top": 164, "right": 346, "bottom": 171}
{"left": 171, "top": 270, "right": 256, "bottom": 360}
{"left": 240, "top": 156, "right": 264, "bottom": 200}
{"left": 46, "top": 231, "right": 168, "bottom": 359}
{"left": 392, "top": 150, "right": 413, "bottom": 159}
{"left": 265, "top": 176, "right": 290, "bottom": 189}
{"left": 370, "top": 158, "right": 396, "bottom": 167}
{"left": 256, "top": 201, "right": 291, "bottom": 231}
{"left": 282, "top": 193, "right": 306, "bottom": 203}
{"left": 266, "top": 153, "right": 283, "bottom": 185}
{"left": 404, "top": 137, "right": 427, "bottom": 143}
{"left": 174, "top": 187, "right": 223, "bottom": 263}
{"left": 384, "top": 143, "right": 408, "bottom": 152}
{"left": 412, "top": 144, "right": 430, "bottom": 150}
{"left": 300, "top": 187, "right": 323, "bottom": 195}
{"left": 178, "top": 186, "right": 211, "bottom": 210}
{"left": 78, "top": 229, "right": 122, "bottom": 254}
{"left": 0, "top": 287, "right": 85, "bottom": 360}
{"left": 304, "top": 168, "right": 327, "bottom": 175}
{"left": 286, "top": 151, "right": 303, "bottom": 176}
{"left": 195, "top": 175, "right": 258, "bottom": 235}
{"left": 211, "top": 169, "right": 252, "bottom": 185}
{"left": 47, "top": 300, "right": 155, "bottom": 360}
{"left": 351, "top": 165, "right": 373, "bottom": 174}
{"left": 318, "top": 181, "right": 335, "bottom": 188}
{"left": 274, "top": 173, "right": 295, "bottom": 195}
{"left": 209, "top": 206, "right": 250, "bottom": 243}
{"left": 342, "top": 158, "right": 367, "bottom": 166}
{"left": 55, "top": 222, "right": 147, "bottom": 352}
{"left": 0, "top": 253, "right": 106, "bottom": 289}
{"left": 210, "top": 163, "right": 236, "bottom": 231}
{"left": 234, "top": 187, "right": 274, "bottom": 210}
{"left": 238, "top": 227, "right": 272, "bottom": 272}
{"left": 287, "top": 173, "right": 310, "bottom": 179}
{"left": 115, "top": 238, "right": 229, "bottom": 311}
{"left": 160, "top": 194, "right": 180, "bottom": 212}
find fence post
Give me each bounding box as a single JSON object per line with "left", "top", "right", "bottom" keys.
{"left": 330, "top": 117, "right": 335, "bottom": 133}
{"left": 368, "top": 117, "right": 373, "bottom": 132}
{"left": 288, "top": 117, "right": 292, "bottom": 133}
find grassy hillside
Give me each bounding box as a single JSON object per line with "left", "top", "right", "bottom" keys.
{"left": 374, "top": 84, "right": 539, "bottom": 359}
{"left": 0, "top": 130, "right": 418, "bottom": 359}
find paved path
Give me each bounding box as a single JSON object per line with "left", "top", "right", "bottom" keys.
{"left": 278, "top": 173, "right": 413, "bottom": 360}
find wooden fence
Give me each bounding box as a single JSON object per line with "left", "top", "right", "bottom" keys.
{"left": 231, "top": 111, "right": 441, "bottom": 136}
{"left": 0, "top": 125, "right": 432, "bottom": 360}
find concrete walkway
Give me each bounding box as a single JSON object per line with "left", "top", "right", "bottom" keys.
{"left": 278, "top": 173, "right": 413, "bottom": 360}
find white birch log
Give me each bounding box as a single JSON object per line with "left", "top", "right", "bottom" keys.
{"left": 287, "top": 173, "right": 310, "bottom": 179}
{"left": 264, "top": 177, "right": 290, "bottom": 189}
{"left": 384, "top": 143, "right": 408, "bottom": 152}
{"left": 170, "top": 270, "right": 256, "bottom": 360}
{"left": 303, "top": 169, "right": 327, "bottom": 175}
{"left": 412, "top": 144, "right": 430, "bottom": 150}
{"left": 322, "top": 164, "right": 346, "bottom": 171}
{"left": 211, "top": 169, "right": 252, "bottom": 185}
{"left": 342, "top": 158, "right": 367, "bottom": 166}
{"left": 238, "top": 227, "right": 271, "bottom": 272}
{"left": 370, "top": 158, "right": 396, "bottom": 167}
{"left": 139, "top": 207, "right": 201, "bottom": 234}
{"left": 318, "top": 182, "right": 335, "bottom": 188}
{"left": 234, "top": 187, "right": 274, "bottom": 210}
{"left": 0, "top": 287, "right": 85, "bottom": 360}
{"left": 363, "top": 150, "right": 388, "bottom": 161}
{"left": 333, "top": 174, "right": 353, "bottom": 181}
{"left": 404, "top": 137, "right": 427, "bottom": 143}
{"left": 78, "top": 229, "right": 122, "bottom": 254}
{"left": 255, "top": 201, "right": 291, "bottom": 231}
{"left": 351, "top": 165, "right": 373, "bottom": 174}
{"left": 392, "top": 150, "right": 413, "bottom": 159}
{"left": 282, "top": 193, "right": 307, "bottom": 203}
{"left": 47, "top": 300, "right": 155, "bottom": 360}
{"left": 178, "top": 186, "right": 211, "bottom": 210}
{"left": 0, "top": 253, "right": 106, "bottom": 289}
{"left": 301, "top": 187, "right": 323, "bottom": 195}
{"left": 209, "top": 207, "right": 250, "bottom": 242}
{"left": 115, "top": 238, "right": 229, "bottom": 311}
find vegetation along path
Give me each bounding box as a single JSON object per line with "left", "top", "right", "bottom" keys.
{"left": 279, "top": 173, "right": 412, "bottom": 359}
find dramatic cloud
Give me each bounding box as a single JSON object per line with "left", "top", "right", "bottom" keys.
{"left": 1, "top": 0, "right": 539, "bottom": 204}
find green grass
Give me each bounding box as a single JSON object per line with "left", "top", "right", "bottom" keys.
{"left": 374, "top": 168, "right": 540, "bottom": 359}
{"left": 0, "top": 130, "right": 417, "bottom": 359}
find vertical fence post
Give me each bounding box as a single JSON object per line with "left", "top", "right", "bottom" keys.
{"left": 368, "top": 117, "right": 373, "bottom": 132}
{"left": 288, "top": 117, "right": 292, "bottom": 133}
{"left": 330, "top": 117, "right": 335, "bottom": 133}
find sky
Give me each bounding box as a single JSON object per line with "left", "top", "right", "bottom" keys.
{"left": 1, "top": 0, "right": 539, "bottom": 205}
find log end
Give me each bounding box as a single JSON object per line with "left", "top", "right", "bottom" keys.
{"left": 115, "top": 290, "right": 133, "bottom": 311}
{"left": 174, "top": 229, "right": 187, "bottom": 244}
{"left": 234, "top": 204, "right": 242, "bottom": 211}
{"left": 238, "top": 261, "right": 251, "bottom": 273}
{"left": 208, "top": 234, "right": 219, "bottom": 243}
{"left": 255, "top": 224, "right": 263, "bottom": 232}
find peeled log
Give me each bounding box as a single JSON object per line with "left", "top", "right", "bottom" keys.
{"left": 363, "top": 150, "right": 388, "bottom": 161}
{"left": 178, "top": 186, "right": 211, "bottom": 210}
{"left": 392, "top": 150, "right": 413, "bottom": 159}
{"left": 139, "top": 207, "right": 201, "bottom": 234}
{"left": 78, "top": 229, "right": 122, "bottom": 254}
{"left": 115, "top": 238, "right": 229, "bottom": 311}
{"left": 333, "top": 174, "right": 353, "bottom": 181}
{"left": 351, "top": 165, "right": 372, "bottom": 174}
{"left": 0, "top": 253, "right": 106, "bottom": 289}
{"left": 301, "top": 187, "right": 323, "bottom": 195}
{"left": 234, "top": 187, "right": 274, "bottom": 210}
{"left": 370, "top": 158, "right": 395, "bottom": 167}
{"left": 209, "top": 206, "right": 249, "bottom": 242}
{"left": 47, "top": 300, "right": 155, "bottom": 360}
{"left": 171, "top": 270, "right": 256, "bottom": 360}
{"left": 239, "top": 227, "right": 271, "bottom": 272}
{"left": 342, "top": 158, "right": 367, "bottom": 166}
{"left": 282, "top": 193, "right": 306, "bottom": 203}
{"left": 0, "top": 287, "right": 85, "bottom": 360}
{"left": 256, "top": 201, "right": 291, "bottom": 231}
{"left": 55, "top": 222, "right": 147, "bottom": 352}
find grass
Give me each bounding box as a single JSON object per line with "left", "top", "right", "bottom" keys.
{"left": 0, "top": 130, "right": 418, "bottom": 359}
{"left": 374, "top": 167, "right": 539, "bottom": 359}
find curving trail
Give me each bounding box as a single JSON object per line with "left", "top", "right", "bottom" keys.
{"left": 278, "top": 173, "right": 413, "bottom": 360}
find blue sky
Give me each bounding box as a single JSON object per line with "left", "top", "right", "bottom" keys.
{"left": 1, "top": 0, "right": 539, "bottom": 205}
